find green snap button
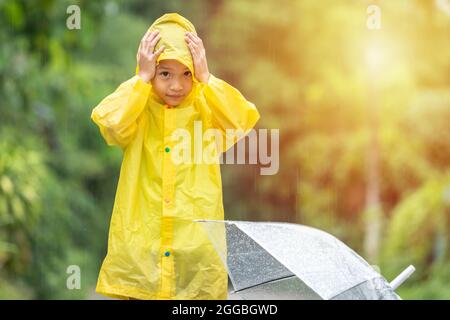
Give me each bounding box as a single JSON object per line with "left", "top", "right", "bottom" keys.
{"left": 164, "top": 251, "right": 170, "bottom": 257}
{"left": 165, "top": 147, "right": 170, "bottom": 153}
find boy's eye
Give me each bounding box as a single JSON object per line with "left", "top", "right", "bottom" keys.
{"left": 184, "top": 71, "right": 192, "bottom": 77}
{"left": 160, "top": 71, "right": 170, "bottom": 78}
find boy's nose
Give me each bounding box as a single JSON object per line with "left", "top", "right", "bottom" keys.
{"left": 169, "top": 81, "right": 183, "bottom": 92}
{"left": 169, "top": 88, "right": 183, "bottom": 93}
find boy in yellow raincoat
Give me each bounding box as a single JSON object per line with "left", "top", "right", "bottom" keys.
{"left": 91, "top": 13, "right": 260, "bottom": 300}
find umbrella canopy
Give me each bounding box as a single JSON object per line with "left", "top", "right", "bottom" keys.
{"left": 195, "top": 220, "right": 409, "bottom": 300}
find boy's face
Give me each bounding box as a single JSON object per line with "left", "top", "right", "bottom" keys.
{"left": 151, "top": 59, "right": 193, "bottom": 107}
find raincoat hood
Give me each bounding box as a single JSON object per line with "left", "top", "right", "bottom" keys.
{"left": 136, "top": 13, "right": 198, "bottom": 83}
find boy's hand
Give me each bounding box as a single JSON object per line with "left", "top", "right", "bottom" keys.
{"left": 137, "top": 30, "right": 165, "bottom": 83}
{"left": 185, "top": 32, "right": 210, "bottom": 83}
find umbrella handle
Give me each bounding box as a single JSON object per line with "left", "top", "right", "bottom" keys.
{"left": 389, "top": 265, "right": 415, "bottom": 290}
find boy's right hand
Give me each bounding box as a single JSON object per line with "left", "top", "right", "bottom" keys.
{"left": 137, "top": 30, "right": 165, "bottom": 83}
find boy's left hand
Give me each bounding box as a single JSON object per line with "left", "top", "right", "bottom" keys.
{"left": 185, "top": 32, "right": 210, "bottom": 83}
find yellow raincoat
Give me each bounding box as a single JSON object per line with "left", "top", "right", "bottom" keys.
{"left": 91, "top": 13, "right": 260, "bottom": 300}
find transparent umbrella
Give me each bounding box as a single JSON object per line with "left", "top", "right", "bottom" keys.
{"left": 194, "top": 220, "right": 415, "bottom": 300}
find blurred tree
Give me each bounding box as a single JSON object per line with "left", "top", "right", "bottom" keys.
{"left": 0, "top": 0, "right": 448, "bottom": 299}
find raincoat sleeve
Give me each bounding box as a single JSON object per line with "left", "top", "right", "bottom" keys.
{"left": 91, "top": 75, "right": 151, "bottom": 149}
{"left": 199, "top": 73, "right": 260, "bottom": 152}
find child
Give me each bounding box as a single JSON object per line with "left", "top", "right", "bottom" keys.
{"left": 91, "top": 13, "right": 260, "bottom": 300}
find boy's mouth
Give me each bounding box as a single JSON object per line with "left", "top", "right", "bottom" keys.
{"left": 166, "top": 94, "right": 184, "bottom": 98}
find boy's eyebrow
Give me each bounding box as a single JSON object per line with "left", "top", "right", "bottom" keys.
{"left": 158, "top": 65, "right": 173, "bottom": 70}
{"left": 158, "top": 65, "right": 190, "bottom": 71}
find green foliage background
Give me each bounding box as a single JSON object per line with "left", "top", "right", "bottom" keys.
{"left": 0, "top": 0, "right": 448, "bottom": 299}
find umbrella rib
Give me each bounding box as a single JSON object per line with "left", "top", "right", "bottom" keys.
{"left": 231, "top": 275, "right": 297, "bottom": 294}
{"left": 326, "top": 277, "right": 382, "bottom": 300}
